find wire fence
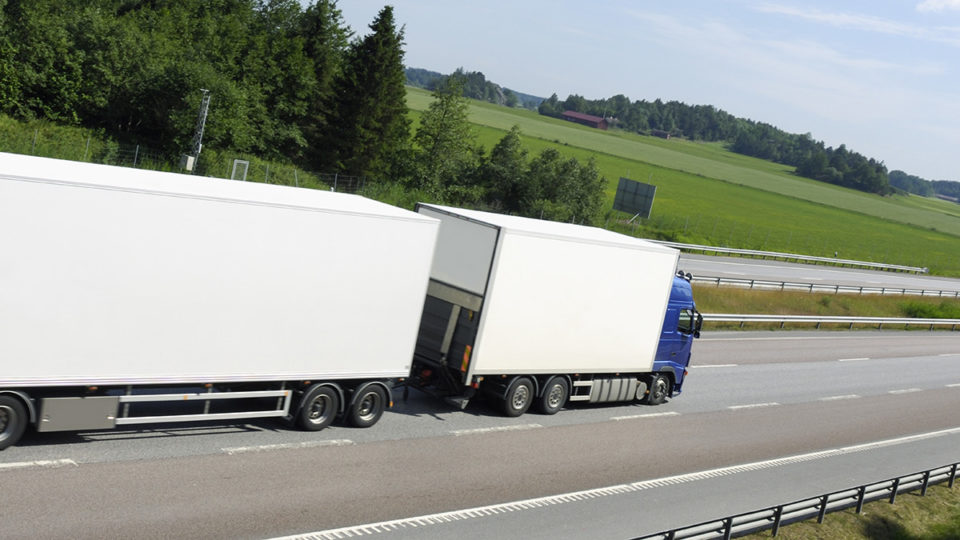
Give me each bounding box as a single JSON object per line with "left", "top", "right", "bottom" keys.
{"left": 0, "top": 125, "right": 372, "bottom": 195}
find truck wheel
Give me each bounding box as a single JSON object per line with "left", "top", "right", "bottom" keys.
{"left": 0, "top": 395, "right": 28, "bottom": 451}
{"left": 536, "top": 378, "right": 568, "bottom": 415}
{"left": 645, "top": 374, "right": 670, "bottom": 406}
{"left": 502, "top": 377, "right": 534, "bottom": 417}
{"left": 296, "top": 385, "right": 339, "bottom": 431}
{"left": 347, "top": 385, "right": 387, "bottom": 428}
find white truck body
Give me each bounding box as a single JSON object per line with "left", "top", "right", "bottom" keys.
{"left": 0, "top": 153, "right": 439, "bottom": 387}
{"left": 415, "top": 204, "right": 679, "bottom": 379}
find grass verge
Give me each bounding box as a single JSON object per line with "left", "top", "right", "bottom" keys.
{"left": 739, "top": 483, "right": 960, "bottom": 539}
{"left": 694, "top": 286, "right": 960, "bottom": 330}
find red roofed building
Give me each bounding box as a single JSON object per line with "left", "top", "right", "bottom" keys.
{"left": 561, "top": 110, "right": 608, "bottom": 130}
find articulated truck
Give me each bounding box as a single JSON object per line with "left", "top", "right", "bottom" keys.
{"left": 0, "top": 154, "right": 700, "bottom": 450}
{"left": 410, "top": 204, "right": 702, "bottom": 416}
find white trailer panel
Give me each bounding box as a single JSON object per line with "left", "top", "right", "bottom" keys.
{"left": 0, "top": 153, "right": 438, "bottom": 386}
{"left": 417, "top": 205, "right": 678, "bottom": 376}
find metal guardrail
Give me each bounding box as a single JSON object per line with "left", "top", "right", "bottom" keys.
{"left": 693, "top": 275, "right": 960, "bottom": 298}
{"left": 704, "top": 313, "right": 960, "bottom": 330}
{"left": 653, "top": 241, "right": 928, "bottom": 274}
{"left": 637, "top": 463, "right": 958, "bottom": 539}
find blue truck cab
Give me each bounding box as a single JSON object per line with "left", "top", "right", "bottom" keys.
{"left": 653, "top": 272, "right": 702, "bottom": 397}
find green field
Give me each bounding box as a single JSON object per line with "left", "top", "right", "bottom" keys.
{"left": 406, "top": 88, "right": 960, "bottom": 276}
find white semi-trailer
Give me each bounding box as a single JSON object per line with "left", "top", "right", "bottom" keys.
{"left": 410, "top": 204, "right": 701, "bottom": 416}
{"left": 0, "top": 153, "right": 439, "bottom": 450}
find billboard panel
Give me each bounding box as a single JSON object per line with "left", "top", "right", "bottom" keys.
{"left": 613, "top": 177, "right": 656, "bottom": 218}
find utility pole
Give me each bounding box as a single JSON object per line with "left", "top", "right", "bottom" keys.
{"left": 181, "top": 89, "right": 211, "bottom": 173}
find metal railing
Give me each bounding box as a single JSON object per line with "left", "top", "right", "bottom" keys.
{"left": 637, "top": 463, "right": 958, "bottom": 539}
{"left": 692, "top": 275, "right": 960, "bottom": 298}
{"left": 704, "top": 313, "right": 960, "bottom": 330}
{"left": 653, "top": 241, "right": 928, "bottom": 274}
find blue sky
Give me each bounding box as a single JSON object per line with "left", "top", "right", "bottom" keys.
{"left": 335, "top": 1, "right": 960, "bottom": 182}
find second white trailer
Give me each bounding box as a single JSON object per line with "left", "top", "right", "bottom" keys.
{"left": 411, "top": 204, "right": 684, "bottom": 416}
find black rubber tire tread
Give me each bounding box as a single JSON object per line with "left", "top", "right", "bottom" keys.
{"left": 501, "top": 377, "right": 534, "bottom": 417}
{"left": 536, "top": 377, "right": 568, "bottom": 415}
{"left": 296, "top": 385, "right": 339, "bottom": 431}
{"left": 0, "top": 395, "right": 28, "bottom": 451}
{"left": 346, "top": 385, "right": 388, "bottom": 428}
{"left": 645, "top": 374, "right": 670, "bottom": 406}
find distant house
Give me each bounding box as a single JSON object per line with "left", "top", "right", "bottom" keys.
{"left": 561, "top": 110, "right": 608, "bottom": 130}
{"left": 935, "top": 193, "right": 959, "bottom": 203}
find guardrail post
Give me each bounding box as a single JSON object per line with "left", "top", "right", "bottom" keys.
{"left": 921, "top": 471, "right": 931, "bottom": 496}
{"left": 817, "top": 495, "right": 829, "bottom": 523}
{"left": 722, "top": 517, "right": 733, "bottom": 540}
{"left": 889, "top": 478, "right": 900, "bottom": 504}
{"left": 856, "top": 486, "right": 867, "bottom": 513}
{"left": 950, "top": 464, "right": 957, "bottom": 488}
{"left": 771, "top": 506, "right": 783, "bottom": 536}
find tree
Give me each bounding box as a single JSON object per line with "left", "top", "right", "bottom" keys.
{"left": 321, "top": 5, "right": 410, "bottom": 179}
{"left": 412, "top": 75, "right": 479, "bottom": 199}
{"left": 300, "top": 0, "right": 350, "bottom": 164}
{"left": 476, "top": 125, "right": 528, "bottom": 211}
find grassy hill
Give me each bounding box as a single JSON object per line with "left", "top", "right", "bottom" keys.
{"left": 405, "top": 87, "right": 960, "bottom": 276}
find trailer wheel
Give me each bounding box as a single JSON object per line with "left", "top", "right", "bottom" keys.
{"left": 536, "top": 378, "right": 568, "bottom": 415}
{"left": 0, "top": 395, "right": 28, "bottom": 451}
{"left": 645, "top": 374, "right": 670, "bottom": 406}
{"left": 296, "top": 385, "right": 339, "bottom": 431}
{"left": 502, "top": 377, "right": 534, "bottom": 417}
{"left": 347, "top": 385, "right": 388, "bottom": 428}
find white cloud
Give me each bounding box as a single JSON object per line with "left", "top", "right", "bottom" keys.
{"left": 917, "top": 0, "right": 960, "bottom": 13}
{"left": 755, "top": 3, "right": 960, "bottom": 46}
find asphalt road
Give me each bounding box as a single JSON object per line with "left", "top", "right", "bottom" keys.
{"left": 1, "top": 332, "right": 959, "bottom": 539}
{"left": 678, "top": 253, "right": 960, "bottom": 294}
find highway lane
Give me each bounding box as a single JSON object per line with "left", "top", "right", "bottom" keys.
{"left": 279, "top": 427, "right": 960, "bottom": 540}
{"left": 2, "top": 387, "right": 959, "bottom": 539}
{"left": 694, "top": 330, "right": 960, "bottom": 365}
{"left": 1, "top": 334, "right": 959, "bottom": 539}
{"left": 678, "top": 253, "right": 960, "bottom": 294}
{"left": 1, "top": 332, "right": 957, "bottom": 466}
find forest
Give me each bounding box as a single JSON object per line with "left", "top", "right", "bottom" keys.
{"left": 0, "top": 0, "right": 605, "bottom": 223}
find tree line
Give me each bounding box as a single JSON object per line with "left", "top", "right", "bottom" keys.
{"left": 0, "top": 0, "right": 606, "bottom": 222}
{"left": 539, "top": 93, "right": 895, "bottom": 195}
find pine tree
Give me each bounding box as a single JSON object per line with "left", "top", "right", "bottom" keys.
{"left": 321, "top": 5, "right": 409, "bottom": 180}
{"left": 301, "top": 0, "right": 350, "bottom": 165}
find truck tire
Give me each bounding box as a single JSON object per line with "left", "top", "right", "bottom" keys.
{"left": 0, "top": 395, "right": 28, "bottom": 451}
{"left": 296, "top": 385, "right": 339, "bottom": 431}
{"left": 645, "top": 374, "right": 670, "bottom": 406}
{"left": 347, "top": 385, "right": 387, "bottom": 428}
{"left": 536, "top": 377, "right": 568, "bottom": 415}
{"left": 502, "top": 377, "right": 534, "bottom": 417}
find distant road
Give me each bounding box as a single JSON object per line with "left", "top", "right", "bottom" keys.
{"left": 678, "top": 253, "right": 960, "bottom": 293}
{"left": 2, "top": 332, "right": 959, "bottom": 539}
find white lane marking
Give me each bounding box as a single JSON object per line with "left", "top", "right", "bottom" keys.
{"left": 819, "top": 394, "right": 861, "bottom": 401}
{"left": 889, "top": 388, "right": 923, "bottom": 395}
{"left": 450, "top": 424, "right": 542, "bottom": 436}
{"left": 838, "top": 357, "right": 870, "bottom": 362}
{"left": 728, "top": 402, "right": 780, "bottom": 410}
{"left": 271, "top": 427, "right": 960, "bottom": 540}
{"left": 0, "top": 459, "right": 78, "bottom": 471}
{"left": 692, "top": 364, "right": 739, "bottom": 369}
{"left": 940, "top": 354, "right": 960, "bottom": 357}
{"left": 611, "top": 412, "right": 680, "bottom": 421}
{"left": 221, "top": 439, "right": 354, "bottom": 455}
{"left": 947, "top": 383, "right": 960, "bottom": 388}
